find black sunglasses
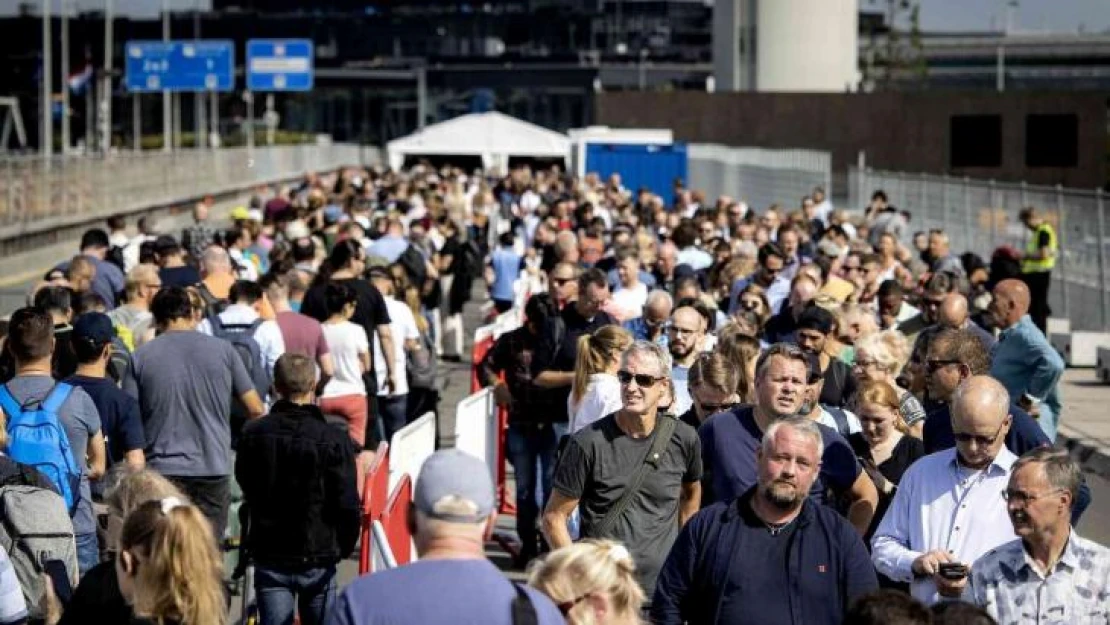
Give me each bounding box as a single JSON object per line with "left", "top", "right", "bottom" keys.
{"left": 699, "top": 401, "right": 737, "bottom": 413}
{"left": 617, "top": 370, "right": 663, "bottom": 387}
{"left": 954, "top": 421, "right": 1006, "bottom": 447}
{"left": 926, "top": 359, "right": 961, "bottom": 373}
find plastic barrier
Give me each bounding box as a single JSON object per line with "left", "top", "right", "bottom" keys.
{"left": 454, "top": 389, "right": 498, "bottom": 488}
{"left": 358, "top": 442, "right": 390, "bottom": 575}
{"left": 370, "top": 519, "right": 397, "bottom": 571}
{"left": 380, "top": 475, "right": 414, "bottom": 565}
{"left": 389, "top": 412, "right": 436, "bottom": 494}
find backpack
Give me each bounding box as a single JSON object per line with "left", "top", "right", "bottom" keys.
{"left": 460, "top": 240, "right": 484, "bottom": 278}
{"left": 407, "top": 330, "right": 437, "bottom": 390}
{"left": 195, "top": 282, "right": 229, "bottom": 319}
{"left": 209, "top": 316, "right": 270, "bottom": 397}
{"left": 0, "top": 383, "right": 83, "bottom": 517}
{"left": 0, "top": 457, "right": 77, "bottom": 621}
{"left": 824, "top": 405, "right": 852, "bottom": 438}
{"left": 398, "top": 244, "right": 428, "bottom": 286}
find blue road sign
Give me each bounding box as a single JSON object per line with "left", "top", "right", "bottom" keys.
{"left": 246, "top": 39, "right": 314, "bottom": 92}
{"left": 125, "top": 40, "right": 235, "bottom": 93}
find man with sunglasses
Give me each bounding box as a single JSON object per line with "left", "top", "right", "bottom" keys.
{"left": 545, "top": 262, "right": 579, "bottom": 310}
{"left": 872, "top": 376, "right": 1018, "bottom": 605}
{"left": 623, "top": 289, "right": 672, "bottom": 347}
{"left": 968, "top": 448, "right": 1109, "bottom": 624}
{"left": 544, "top": 341, "right": 701, "bottom": 601}
{"left": 921, "top": 328, "right": 1090, "bottom": 522}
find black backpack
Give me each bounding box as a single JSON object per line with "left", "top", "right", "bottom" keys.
{"left": 460, "top": 240, "right": 484, "bottom": 277}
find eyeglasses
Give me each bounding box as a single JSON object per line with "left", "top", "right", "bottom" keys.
{"left": 853, "top": 359, "right": 880, "bottom": 370}
{"left": 953, "top": 421, "right": 1007, "bottom": 447}
{"left": 617, "top": 370, "right": 664, "bottom": 388}
{"left": 1001, "top": 488, "right": 1065, "bottom": 505}
{"left": 925, "top": 359, "right": 961, "bottom": 373}
{"left": 667, "top": 325, "right": 701, "bottom": 336}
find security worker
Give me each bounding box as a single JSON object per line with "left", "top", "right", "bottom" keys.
{"left": 1018, "top": 207, "right": 1057, "bottom": 335}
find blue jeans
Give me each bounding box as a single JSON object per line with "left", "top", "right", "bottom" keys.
{"left": 378, "top": 394, "right": 408, "bottom": 443}
{"left": 506, "top": 423, "right": 558, "bottom": 558}
{"left": 255, "top": 564, "right": 337, "bottom": 625}
{"left": 75, "top": 532, "right": 99, "bottom": 577}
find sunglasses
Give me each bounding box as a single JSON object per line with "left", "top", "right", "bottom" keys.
{"left": 698, "top": 401, "right": 737, "bottom": 413}
{"left": 551, "top": 277, "right": 572, "bottom": 287}
{"left": 925, "top": 359, "right": 961, "bottom": 373}
{"left": 617, "top": 370, "right": 663, "bottom": 387}
{"left": 953, "top": 421, "right": 1006, "bottom": 447}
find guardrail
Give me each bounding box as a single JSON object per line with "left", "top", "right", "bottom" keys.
{"left": 849, "top": 166, "right": 1110, "bottom": 331}
{"left": 0, "top": 143, "right": 377, "bottom": 239}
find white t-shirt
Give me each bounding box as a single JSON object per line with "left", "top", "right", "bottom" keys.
{"left": 568, "top": 373, "right": 623, "bottom": 433}
{"left": 671, "top": 364, "right": 693, "bottom": 416}
{"left": 374, "top": 297, "right": 420, "bottom": 397}
{"left": 321, "top": 320, "right": 369, "bottom": 398}
{"left": 611, "top": 282, "right": 648, "bottom": 320}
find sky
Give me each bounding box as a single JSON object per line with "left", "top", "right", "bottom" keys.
{"left": 3, "top": 0, "right": 1109, "bottom": 34}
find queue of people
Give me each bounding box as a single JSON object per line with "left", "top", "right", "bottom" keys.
{"left": 0, "top": 161, "right": 1101, "bottom": 625}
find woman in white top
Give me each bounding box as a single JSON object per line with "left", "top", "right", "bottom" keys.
{"left": 568, "top": 325, "right": 634, "bottom": 433}
{"left": 319, "top": 283, "right": 371, "bottom": 447}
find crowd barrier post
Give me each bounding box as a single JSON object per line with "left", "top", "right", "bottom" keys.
{"left": 358, "top": 442, "right": 390, "bottom": 575}
{"left": 380, "top": 475, "right": 414, "bottom": 565}
{"left": 370, "top": 519, "right": 397, "bottom": 572}
{"left": 388, "top": 412, "right": 436, "bottom": 494}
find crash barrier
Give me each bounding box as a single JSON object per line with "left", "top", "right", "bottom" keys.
{"left": 355, "top": 410, "right": 434, "bottom": 575}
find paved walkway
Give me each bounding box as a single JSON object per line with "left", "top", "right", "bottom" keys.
{"left": 1057, "top": 368, "right": 1110, "bottom": 478}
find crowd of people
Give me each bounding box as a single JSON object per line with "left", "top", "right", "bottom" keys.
{"left": 0, "top": 161, "right": 1103, "bottom": 625}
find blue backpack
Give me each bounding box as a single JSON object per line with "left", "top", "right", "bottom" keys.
{"left": 0, "top": 383, "right": 82, "bottom": 516}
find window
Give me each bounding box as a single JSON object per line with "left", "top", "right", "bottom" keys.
{"left": 1025, "top": 114, "right": 1078, "bottom": 168}
{"left": 950, "top": 115, "right": 1002, "bottom": 168}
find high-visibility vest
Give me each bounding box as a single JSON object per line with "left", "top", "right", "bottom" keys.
{"left": 1022, "top": 223, "right": 1057, "bottom": 273}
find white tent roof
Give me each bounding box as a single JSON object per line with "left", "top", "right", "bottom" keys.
{"left": 386, "top": 111, "right": 570, "bottom": 171}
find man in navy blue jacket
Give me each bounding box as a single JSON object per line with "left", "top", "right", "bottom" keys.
{"left": 922, "top": 327, "right": 1090, "bottom": 522}
{"left": 652, "top": 416, "right": 877, "bottom": 624}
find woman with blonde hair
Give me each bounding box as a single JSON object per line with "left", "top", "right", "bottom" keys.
{"left": 851, "top": 380, "right": 924, "bottom": 548}
{"left": 853, "top": 330, "right": 926, "bottom": 438}
{"left": 115, "top": 497, "right": 227, "bottom": 625}
{"left": 45, "top": 469, "right": 193, "bottom": 625}
{"left": 569, "top": 326, "right": 634, "bottom": 433}
{"left": 529, "top": 539, "right": 645, "bottom": 625}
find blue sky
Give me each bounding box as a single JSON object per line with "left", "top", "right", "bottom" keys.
{"left": 6, "top": 0, "right": 1110, "bottom": 34}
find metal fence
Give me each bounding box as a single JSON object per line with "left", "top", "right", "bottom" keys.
{"left": 849, "top": 167, "right": 1110, "bottom": 331}
{"left": 0, "top": 143, "right": 376, "bottom": 239}
{"left": 688, "top": 144, "right": 832, "bottom": 214}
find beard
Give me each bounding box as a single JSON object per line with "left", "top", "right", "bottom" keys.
{"left": 670, "top": 343, "right": 694, "bottom": 360}
{"left": 761, "top": 480, "right": 803, "bottom": 511}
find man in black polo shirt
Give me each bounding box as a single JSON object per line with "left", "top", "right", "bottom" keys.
{"left": 533, "top": 268, "right": 615, "bottom": 428}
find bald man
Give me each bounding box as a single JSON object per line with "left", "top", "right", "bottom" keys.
{"left": 988, "top": 279, "right": 1064, "bottom": 441}
{"left": 873, "top": 375, "right": 1019, "bottom": 605}
{"left": 937, "top": 293, "right": 995, "bottom": 349}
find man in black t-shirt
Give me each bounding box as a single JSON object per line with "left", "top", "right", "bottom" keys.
{"left": 532, "top": 268, "right": 615, "bottom": 425}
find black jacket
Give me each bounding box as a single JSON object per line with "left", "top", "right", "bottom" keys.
{"left": 235, "top": 400, "right": 361, "bottom": 568}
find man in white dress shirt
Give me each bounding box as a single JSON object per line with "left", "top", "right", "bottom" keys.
{"left": 871, "top": 375, "right": 1018, "bottom": 605}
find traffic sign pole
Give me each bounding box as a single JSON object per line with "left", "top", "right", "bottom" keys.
{"left": 162, "top": 0, "right": 171, "bottom": 152}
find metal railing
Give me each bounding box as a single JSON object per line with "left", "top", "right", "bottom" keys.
{"left": 0, "top": 143, "right": 376, "bottom": 238}
{"left": 688, "top": 144, "right": 832, "bottom": 214}
{"left": 849, "top": 166, "right": 1110, "bottom": 331}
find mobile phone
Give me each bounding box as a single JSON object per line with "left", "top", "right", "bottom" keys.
{"left": 43, "top": 559, "right": 73, "bottom": 605}
{"left": 937, "top": 562, "right": 968, "bottom": 580}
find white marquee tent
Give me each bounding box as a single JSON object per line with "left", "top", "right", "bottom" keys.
{"left": 386, "top": 111, "right": 571, "bottom": 171}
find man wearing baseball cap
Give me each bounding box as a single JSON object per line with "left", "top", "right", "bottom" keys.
{"left": 329, "top": 450, "right": 564, "bottom": 625}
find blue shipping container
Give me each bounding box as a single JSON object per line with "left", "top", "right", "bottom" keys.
{"left": 584, "top": 142, "right": 688, "bottom": 201}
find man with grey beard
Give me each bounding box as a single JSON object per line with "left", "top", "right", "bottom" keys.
{"left": 653, "top": 416, "right": 878, "bottom": 624}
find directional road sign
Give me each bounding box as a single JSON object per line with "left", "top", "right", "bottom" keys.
{"left": 125, "top": 40, "right": 235, "bottom": 93}
{"left": 246, "top": 39, "right": 314, "bottom": 92}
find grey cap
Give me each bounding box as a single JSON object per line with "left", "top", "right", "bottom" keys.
{"left": 414, "top": 449, "right": 495, "bottom": 524}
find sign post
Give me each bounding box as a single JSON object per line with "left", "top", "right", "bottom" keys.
{"left": 246, "top": 39, "right": 314, "bottom": 149}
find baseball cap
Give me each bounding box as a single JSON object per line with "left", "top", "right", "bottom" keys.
{"left": 414, "top": 450, "right": 494, "bottom": 524}
{"left": 73, "top": 312, "right": 115, "bottom": 345}
{"left": 229, "top": 206, "right": 251, "bottom": 221}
